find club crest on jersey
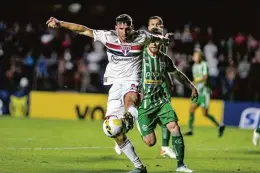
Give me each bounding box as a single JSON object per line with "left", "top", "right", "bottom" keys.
{"left": 121, "top": 45, "right": 131, "bottom": 56}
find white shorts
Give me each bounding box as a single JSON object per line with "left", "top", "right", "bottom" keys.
{"left": 105, "top": 81, "right": 140, "bottom": 118}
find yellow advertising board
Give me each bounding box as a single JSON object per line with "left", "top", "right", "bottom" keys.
{"left": 30, "top": 91, "right": 224, "bottom": 126}
{"left": 30, "top": 91, "right": 108, "bottom": 120}
{"left": 171, "top": 98, "right": 224, "bottom": 126}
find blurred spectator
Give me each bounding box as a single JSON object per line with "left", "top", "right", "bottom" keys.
{"left": 85, "top": 41, "right": 106, "bottom": 91}
{"left": 222, "top": 58, "right": 237, "bottom": 100}
{"left": 0, "top": 15, "right": 260, "bottom": 101}
{"left": 203, "top": 40, "right": 219, "bottom": 88}
{"left": 249, "top": 49, "right": 260, "bottom": 101}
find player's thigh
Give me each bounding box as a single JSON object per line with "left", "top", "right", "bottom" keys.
{"left": 106, "top": 83, "right": 125, "bottom": 118}
{"left": 137, "top": 107, "right": 158, "bottom": 137}
{"left": 157, "top": 103, "right": 179, "bottom": 128}
{"left": 122, "top": 81, "right": 141, "bottom": 107}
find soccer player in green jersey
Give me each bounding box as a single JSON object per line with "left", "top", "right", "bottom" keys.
{"left": 184, "top": 49, "right": 226, "bottom": 137}
{"left": 137, "top": 28, "right": 198, "bottom": 172}
{"left": 147, "top": 16, "right": 176, "bottom": 159}
{"left": 253, "top": 127, "right": 260, "bottom": 146}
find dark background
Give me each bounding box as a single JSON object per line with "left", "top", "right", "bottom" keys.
{"left": 0, "top": 1, "right": 259, "bottom": 102}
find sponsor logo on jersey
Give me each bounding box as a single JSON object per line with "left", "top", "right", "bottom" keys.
{"left": 145, "top": 72, "right": 160, "bottom": 78}
{"left": 144, "top": 79, "right": 162, "bottom": 84}
{"left": 111, "top": 55, "right": 134, "bottom": 64}
{"left": 120, "top": 45, "right": 131, "bottom": 56}
{"left": 239, "top": 108, "right": 260, "bottom": 129}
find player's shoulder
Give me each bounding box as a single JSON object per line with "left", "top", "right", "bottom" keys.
{"left": 201, "top": 60, "right": 208, "bottom": 66}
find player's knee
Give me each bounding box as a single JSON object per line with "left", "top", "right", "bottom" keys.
{"left": 189, "top": 107, "right": 195, "bottom": 113}
{"left": 143, "top": 134, "right": 156, "bottom": 147}
{"left": 144, "top": 138, "right": 156, "bottom": 147}
{"left": 202, "top": 108, "right": 208, "bottom": 116}
{"left": 167, "top": 121, "right": 180, "bottom": 133}
{"left": 189, "top": 104, "right": 197, "bottom": 113}
{"left": 124, "top": 92, "right": 139, "bottom": 107}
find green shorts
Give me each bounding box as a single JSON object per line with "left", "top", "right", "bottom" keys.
{"left": 197, "top": 93, "right": 210, "bottom": 109}
{"left": 137, "top": 103, "right": 178, "bottom": 137}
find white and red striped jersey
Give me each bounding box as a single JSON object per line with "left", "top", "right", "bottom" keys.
{"left": 93, "top": 30, "right": 153, "bottom": 85}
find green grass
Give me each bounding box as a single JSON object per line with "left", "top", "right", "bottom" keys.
{"left": 0, "top": 116, "right": 259, "bottom": 173}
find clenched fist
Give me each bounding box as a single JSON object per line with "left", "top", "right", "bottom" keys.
{"left": 46, "top": 17, "right": 60, "bottom": 28}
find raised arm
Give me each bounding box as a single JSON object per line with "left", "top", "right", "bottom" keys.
{"left": 46, "top": 17, "right": 94, "bottom": 38}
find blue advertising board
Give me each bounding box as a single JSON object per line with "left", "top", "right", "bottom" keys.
{"left": 223, "top": 101, "right": 260, "bottom": 129}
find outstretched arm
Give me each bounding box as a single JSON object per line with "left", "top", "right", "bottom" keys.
{"left": 46, "top": 17, "right": 94, "bottom": 38}
{"left": 170, "top": 67, "right": 195, "bottom": 91}
{"left": 168, "top": 60, "right": 198, "bottom": 102}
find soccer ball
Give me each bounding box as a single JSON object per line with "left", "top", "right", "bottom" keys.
{"left": 103, "top": 116, "right": 125, "bottom": 138}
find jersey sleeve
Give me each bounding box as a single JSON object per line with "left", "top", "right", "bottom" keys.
{"left": 202, "top": 62, "right": 209, "bottom": 76}
{"left": 140, "top": 30, "right": 167, "bottom": 45}
{"left": 93, "top": 30, "right": 109, "bottom": 45}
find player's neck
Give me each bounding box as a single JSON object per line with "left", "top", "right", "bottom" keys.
{"left": 147, "top": 48, "right": 157, "bottom": 57}
{"left": 119, "top": 38, "right": 127, "bottom": 43}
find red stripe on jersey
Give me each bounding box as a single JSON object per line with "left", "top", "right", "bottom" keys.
{"left": 105, "top": 42, "right": 143, "bottom": 51}
{"left": 106, "top": 42, "right": 121, "bottom": 50}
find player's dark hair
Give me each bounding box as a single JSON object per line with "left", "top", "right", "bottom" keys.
{"left": 149, "top": 16, "right": 163, "bottom": 25}
{"left": 116, "top": 14, "right": 133, "bottom": 26}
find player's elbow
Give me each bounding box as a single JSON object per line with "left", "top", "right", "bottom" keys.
{"left": 79, "top": 29, "right": 94, "bottom": 38}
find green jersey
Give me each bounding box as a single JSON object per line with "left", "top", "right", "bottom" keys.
{"left": 140, "top": 48, "right": 175, "bottom": 109}
{"left": 192, "top": 60, "right": 210, "bottom": 95}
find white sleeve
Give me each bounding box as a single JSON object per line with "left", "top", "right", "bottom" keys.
{"left": 93, "top": 30, "right": 109, "bottom": 45}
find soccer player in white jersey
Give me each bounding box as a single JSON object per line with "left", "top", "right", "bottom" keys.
{"left": 46, "top": 14, "right": 167, "bottom": 173}
{"left": 114, "top": 16, "right": 177, "bottom": 159}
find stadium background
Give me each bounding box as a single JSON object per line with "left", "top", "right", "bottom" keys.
{"left": 0, "top": 1, "right": 260, "bottom": 128}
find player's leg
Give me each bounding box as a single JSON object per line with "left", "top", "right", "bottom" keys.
{"left": 114, "top": 133, "right": 147, "bottom": 173}
{"left": 105, "top": 84, "right": 146, "bottom": 173}
{"left": 167, "top": 121, "right": 192, "bottom": 172}
{"left": 114, "top": 82, "right": 140, "bottom": 155}
{"left": 137, "top": 107, "right": 158, "bottom": 147}
{"left": 201, "top": 94, "right": 225, "bottom": 137}
{"left": 105, "top": 117, "right": 147, "bottom": 173}
{"left": 158, "top": 104, "right": 192, "bottom": 172}
{"left": 253, "top": 127, "right": 260, "bottom": 146}
{"left": 123, "top": 83, "right": 140, "bottom": 121}
{"left": 160, "top": 127, "right": 175, "bottom": 158}
{"left": 184, "top": 102, "right": 198, "bottom": 136}
{"left": 161, "top": 82, "right": 172, "bottom": 155}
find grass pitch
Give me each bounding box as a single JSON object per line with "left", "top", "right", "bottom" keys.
{"left": 0, "top": 116, "right": 259, "bottom": 173}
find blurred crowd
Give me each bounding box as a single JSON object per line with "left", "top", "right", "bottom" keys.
{"left": 0, "top": 20, "right": 259, "bottom": 102}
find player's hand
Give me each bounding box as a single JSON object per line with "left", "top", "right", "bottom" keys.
{"left": 158, "top": 35, "right": 169, "bottom": 46}
{"left": 165, "top": 33, "right": 174, "bottom": 39}
{"left": 191, "top": 87, "right": 199, "bottom": 103}
{"left": 46, "top": 17, "right": 60, "bottom": 28}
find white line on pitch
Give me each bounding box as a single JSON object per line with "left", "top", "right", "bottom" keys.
{"left": 5, "top": 146, "right": 113, "bottom": 150}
